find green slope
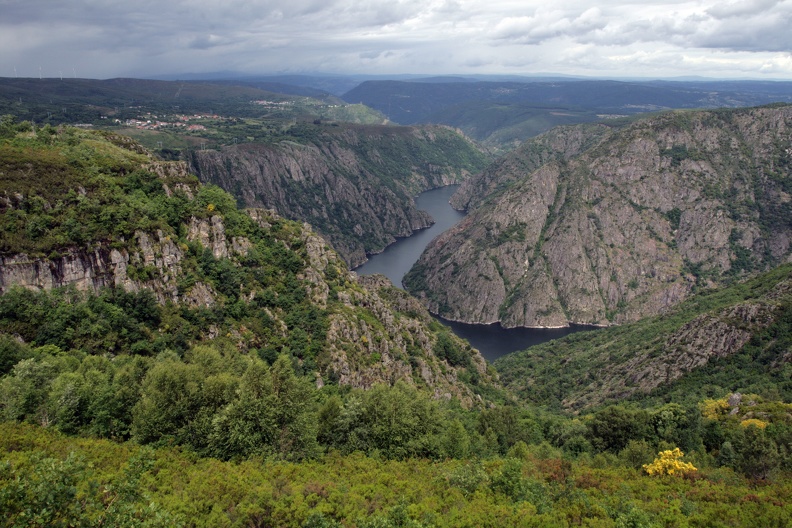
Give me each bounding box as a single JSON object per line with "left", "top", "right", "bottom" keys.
{"left": 494, "top": 263, "right": 792, "bottom": 411}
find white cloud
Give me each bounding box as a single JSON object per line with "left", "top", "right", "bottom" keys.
{"left": 492, "top": 8, "right": 606, "bottom": 45}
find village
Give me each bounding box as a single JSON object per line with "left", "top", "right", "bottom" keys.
{"left": 120, "top": 111, "right": 224, "bottom": 131}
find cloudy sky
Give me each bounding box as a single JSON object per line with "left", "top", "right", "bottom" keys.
{"left": 2, "top": 0, "right": 791, "bottom": 80}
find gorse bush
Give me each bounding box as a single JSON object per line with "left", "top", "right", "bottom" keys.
{"left": 642, "top": 448, "right": 697, "bottom": 476}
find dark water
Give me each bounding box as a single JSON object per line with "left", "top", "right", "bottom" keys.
{"left": 354, "top": 185, "right": 593, "bottom": 362}
{"left": 438, "top": 318, "right": 592, "bottom": 362}
{"left": 353, "top": 185, "right": 465, "bottom": 287}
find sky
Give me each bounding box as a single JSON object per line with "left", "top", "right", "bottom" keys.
{"left": 2, "top": 0, "right": 791, "bottom": 80}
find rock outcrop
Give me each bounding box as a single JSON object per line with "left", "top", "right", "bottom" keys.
{"left": 405, "top": 105, "right": 792, "bottom": 328}
{"left": 571, "top": 301, "right": 779, "bottom": 409}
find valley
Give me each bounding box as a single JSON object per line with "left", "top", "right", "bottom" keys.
{"left": 1, "top": 75, "right": 791, "bottom": 527}
{"left": 354, "top": 185, "right": 595, "bottom": 361}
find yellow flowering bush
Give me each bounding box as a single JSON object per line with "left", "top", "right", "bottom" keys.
{"left": 643, "top": 448, "right": 697, "bottom": 476}
{"left": 740, "top": 418, "right": 768, "bottom": 429}
{"left": 699, "top": 398, "right": 729, "bottom": 419}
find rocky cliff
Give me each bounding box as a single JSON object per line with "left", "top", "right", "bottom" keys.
{"left": 405, "top": 105, "right": 792, "bottom": 328}
{"left": 187, "top": 123, "right": 488, "bottom": 267}
{"left": 450, "top": 123, "right": 614, "bottom": 212}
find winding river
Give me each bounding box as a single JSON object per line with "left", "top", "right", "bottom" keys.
{"left": 354, "top": 186, "right": 592, "bottom": 362}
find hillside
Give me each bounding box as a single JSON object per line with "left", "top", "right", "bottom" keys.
{"left": 0, "top": 118, "right": 496, "bottom": 414}
{"left": 0, "top": 78, "right": 293, "bottom": 124}
{"left": 0, "top": 79, "right": 486, "bottom": 269}
{"left": 404, "top": 105, "right": 792, "bottom": 328}
{"left": 424, "top": 101, "right": 602, "bottom": 152}
{"left": 450, "top": 122, "right": 616, "bottom": 212}
{"left": 187, "top": 122, "right": 489, "bottom": 267}
{"left": 494, "top": 263, "right": 792, "bottom": 411}
{"left": 0, "top": 77, "right": 386, "bottom": 141}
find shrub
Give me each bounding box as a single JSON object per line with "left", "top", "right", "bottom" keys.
{"left": 643, "top": 448, "right": 697, "bottom": 476}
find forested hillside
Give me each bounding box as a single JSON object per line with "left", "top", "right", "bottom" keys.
{"left": 495, "top": 263, "right": 792, "bottom": 411}
{"left": 0, "top": 116, "right": 497, "bottom": 427}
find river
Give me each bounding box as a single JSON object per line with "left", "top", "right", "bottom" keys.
{"left": 354, "top": 185, "right": 592, "bottom": 362}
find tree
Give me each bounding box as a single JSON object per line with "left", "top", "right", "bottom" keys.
{"left": 208, "top": 354, "right": 318, "bottom": 461}
{"left": 131, "top": 358, "right": 203, "bottom": 445}
{"left": 208, "top": 359, "right": 276, "bottom": 460}
{"left": 736, "top": 425, "right": 781, "bottom": 479}
{"left": 268, "top": 354, "right": 319, "bottom": 459}
{"left": 588, "top": 405, "right": 650, "bottom": 452}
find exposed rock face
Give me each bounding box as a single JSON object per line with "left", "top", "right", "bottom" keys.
{"left": 331, "top": 274, "right": 493, "bottom": 406}
{"left": 187, "top": 124, "right": 487, "bottom": 267}
{"left": 0, "top": 221, "right": 229, "bottom": 308}
{"left": 405, "top": 106, "right": 792, "bottom": 328}
{"left": 573, "top": 302, "right": 779, "bottom": 409}
{"left": 0, "top": 158, "right": 207, "bottom": 303}
{"left": 450, "top": 123, "right": 613, "bottom": 212}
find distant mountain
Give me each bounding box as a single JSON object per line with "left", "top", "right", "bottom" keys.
{"left": 0, "top": 77, "right": 295, "bottom": 124}
{"left": 404, "top": 105, "right": 792, "bottom": 329}
{"left": 424, "top": 101, "right": 602, "bottom": 151}
{"left": 342, "top": 79, "right": 792, "bottom": 148}
{"left": 344, "top": 79, "right": 792, "bottom": 125}
{"left": 210, "top": 79, "right": 337, "bottom": 99}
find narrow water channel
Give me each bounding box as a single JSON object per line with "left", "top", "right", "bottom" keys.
{"left": 354, "top": 185, "right": 592, "bottom": 362}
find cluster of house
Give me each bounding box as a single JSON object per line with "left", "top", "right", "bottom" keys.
{"left": 252, "top": 100, "right": 294, "bottom": 107}
{"left": 120, "top": 113, "right": 221, "bottom": 130}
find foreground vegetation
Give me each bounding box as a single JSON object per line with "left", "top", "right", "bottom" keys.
{"left": 3, "top": 421, "right": 791, "bottom": 527}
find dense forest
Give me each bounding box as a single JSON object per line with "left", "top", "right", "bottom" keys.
{"left": 0, "top": 116, "right": 791, "bottom": 526}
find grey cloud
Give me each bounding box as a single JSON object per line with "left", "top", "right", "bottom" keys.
{"left": 706, "top": 0, "right": 781, "bottom": 19}
{"left": 550, "top": 2, "right": 792, "bottom": 55}
{"left": 188, "top": 34, "right": 240, "bottom": 50}
{"left": 2, "top": 0, "right": 792, "bottom": 79}
{"left": 359, "top": 50, "right": 388, "bottom": 59}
